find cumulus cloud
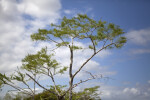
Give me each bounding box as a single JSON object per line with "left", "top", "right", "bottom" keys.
{"left": 0, "top": 0, "right": 61, "bottom": 73}
{"left": 18, "top": 0, "right": 61, "bottom": 18}
{"left": 73, "top": 81, "right": 150, "bottom": 100}
{"left": 100, "top": 82, "right": 150, "bottom": 100}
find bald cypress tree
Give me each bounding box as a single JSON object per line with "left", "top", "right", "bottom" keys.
{"left": 0, "top": 14, "right": 126, "bottom": 100}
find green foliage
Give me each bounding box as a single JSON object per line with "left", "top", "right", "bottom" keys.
{"left": 72, "top": 86, "right": 101, "bottom": 100}
{"left": 56, "top": 42, "right": 70, "bottom": 47}
{"left": 58, "top": 66, "right": 68, "bottom": 74}
{"left": 25, "top": 85, "right": 66, "bottom": 100}
{"left": 89, "top": 45, "right": 94, "bottom": 49}
{"left": 0, "top": 73, "right": 11, "bottom": 84}
{"left": 23, "top": 85, "right": 101, "bottom": 100}
{"left": 115, "top": 36, "right": 127, "bottom": 48}
{"left": 31, "top": 14, "right": 126, "bottom": 50}
{"left": 21, "top": 47, "right": 65, "bottom": 75}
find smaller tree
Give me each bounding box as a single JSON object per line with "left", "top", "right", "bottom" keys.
{"left": 0, "top": 48, "right": 68, "bottom": 100}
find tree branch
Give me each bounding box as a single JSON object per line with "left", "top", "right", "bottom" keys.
{"left": 5, "top": 82, "right": 33, "bottom": 96}
{"left": 61, "top": 73, "right": 101, "bottom": 97}
{"left": 90, "top": 37, "right": 96, "bottom": 53}
{"left": 26, "top": 73, "right": 58, "bottom": 96}
{"left": 49, "top": 70, "right": 61, "bottom": 96}
{"left": 47, "top": 37, "right": 60, "bottom": 44}
{"left": 22, "top": 81, "right": 34, "bottom": 95}
{"left": 73, "top": 43, "right": 114, "bottom": 78}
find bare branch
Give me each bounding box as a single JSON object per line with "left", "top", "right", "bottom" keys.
{"left": 73, "top": 43, "right": 115, "bottom": 78}
{"left": 22, "top": 81, "right": 34, "bottom": 95}
{"left": 62, "top": 73, "right": 101, "bottom": 97}
{"left": 47, "top": 37, "right": 60, "bottom": 44}
{"left": 26, "top": 73, "right": 58, "bottom": 96}
{"left": 49, "top": 70, "right": 61, "bottom": 96}
{"left": 5, "top": 83, "right": 33, "bottom": 96}
{"left": 82, "top": 70, "right": 95, "bottom": 79}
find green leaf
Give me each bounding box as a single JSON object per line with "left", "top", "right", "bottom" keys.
{"left": 73, "top": 46, "right": 83, "bottom": 50}
{"left": 89, "top": 45, "right": 94, "bottom": 49}
{"left": 58, "top": 67, "right": 68, "bottom": 74}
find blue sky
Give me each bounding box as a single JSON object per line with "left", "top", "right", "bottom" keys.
{"left": 0, "top": 0, "right": 150, "bottom": 100}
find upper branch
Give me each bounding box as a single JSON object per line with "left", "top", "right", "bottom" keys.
{"left": 90, "top": 37, "right": 96, "bottom": 54}
{"left": 73, "top": 42, "right": 114, "bottom": 78}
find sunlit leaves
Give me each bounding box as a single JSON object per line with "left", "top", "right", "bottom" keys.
{"left": 89, "top": 45, "right": 94, "bottom": 49}
{"left": 31, "top": 14, "right": 126, "bottom": 51}
{"left": 21, "top": 47, "right": 68, "bottom": 76}
{"left": 56, "top": 42, "right": 69, "bottom": 47}
{"left": 72, "top": 45, "right": 83, "bottom": 50}
{"left": 74, "top": 86, "right": 101, "bottom": 100}
{"left": 115, "top": 36, "right": 127, "bottom": 48}
{"left": 57, "top": 66, "right": 68, "bottom": 74}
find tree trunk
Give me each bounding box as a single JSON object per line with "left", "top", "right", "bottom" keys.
{"left": 69, "top": 78, "right": 73, "bottom": 100}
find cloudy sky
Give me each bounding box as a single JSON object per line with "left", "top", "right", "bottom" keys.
{"left": 0, "top": 0, "right": 150, "bottom": 100}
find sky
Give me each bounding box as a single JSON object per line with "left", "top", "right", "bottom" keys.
{"left": 0, "top": 0, "right": 150, "bottom": 100}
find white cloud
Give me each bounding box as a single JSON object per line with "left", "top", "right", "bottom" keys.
{"left": 18, "top": 0, "right": 61, "bottom": 18}
{"left": 127, "top": 28, "right": 150, "bottom": 45}
{"left": 64, "top": 10, "right": 72, "bottom": 14}
{"left": 0, "top": 0, "right": 61, "bottom": 73}
{"left": 130, "top": 48, "right": 150, "bottom": 54}
{"left": 100, "top": 82, "right": 150, "bottom": 100}
{"left": 63, "top": 7, "right": 93, "bottom": 17}
{"left": 123, "top": 88, "right": 140, "bottom": 95}
{"left": 75, "top": 81, "right": 150, "bottom": 100}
